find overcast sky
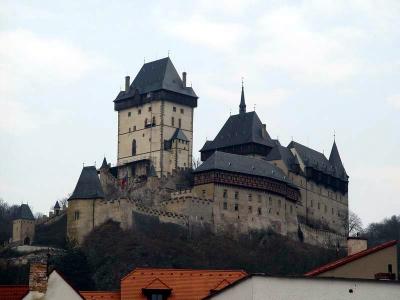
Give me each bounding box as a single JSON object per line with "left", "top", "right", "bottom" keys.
{"left": 1, "top": 0, "right": 399, "bottom": 226}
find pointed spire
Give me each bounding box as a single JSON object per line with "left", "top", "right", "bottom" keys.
{"left": 101, "top": 157, "right": 108, "bottom": 169}
{"left": 329, "top": 140, "right": 347, "bottom": 179}
{"left": 239, "top": 78, "right": 246, "bottom": 114}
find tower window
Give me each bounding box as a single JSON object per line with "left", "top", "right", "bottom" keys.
{"left": 248, "top": 206, "right": 252, "bottom": 213}
{"left": 128, "top": 112, "right": 131, "bottom": 117}
{"left": 148, "top": 106, "right": 152, "bottom": 112}
{"left": 180, "top": 108, "right": 184, "bottom": 114}
{"left": 234, "top": 191, "right": 239, "bottom": 200}
{"left": 223, "top": 189, "right": 227, "bottom": 198}
{"left": 278, "top": 199, "right": 281, "bottom": 208}
{"left": 171, "top": 117, "right": 175, "bottom": 126}
{"left": 152, "top": 116, "right": 156, "bottom": 125}
{"left": 248, "top": 194, "right": 252, "bottom": 201}
{"left": 257, "top": 207, "right": 262, "bottom": 215}
{"left": 234, "top": 203, "right": 239, "bottom": 211}
{"left": 132, "top": 139, "right": 137, "bottom": 156}
{"left": 144, "top": 118, "right": 148, "bottom": 127}
{"left": 74, "top": 211, "right": 80, "bottom": 220}
{"left": 178, "top": 119, "right": 181, "bottom": 128}
{"left": 173, "top": 106, "right": 176, "bottom": 112}
{"left": 133, "top": 126, "right": 136, "bottom": 131}
{"left": 138, "top": 109, "right": 141, "bottom": 115}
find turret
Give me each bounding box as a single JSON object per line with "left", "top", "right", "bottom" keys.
{"left": 67, "top": 166, "right": 105, "bottom": 244}
{"left": 12, "top": 204, "right": 35, "bottom": 245}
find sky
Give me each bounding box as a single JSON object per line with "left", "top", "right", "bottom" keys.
{"left": 0, "top": 0, "right": 399, "bottom": 227}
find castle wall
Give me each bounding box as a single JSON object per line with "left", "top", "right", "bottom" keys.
{"left": 12, "top": 219, "right": 35, "bottom": 244}
{"left": 67, "top": 199, "right": 96, "bottom": 244}
{"left": 269, "top": 159, "right": 348, "bottom": 236}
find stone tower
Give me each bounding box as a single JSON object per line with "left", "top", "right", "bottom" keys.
{"left": 12, "top": 204, "right": 35, "bottom": 245}
{"left": 114, "top": 57, "right": 198, "bottom": 178}
{"left": 67, "top": 166, "right": 105, "bottom": 244}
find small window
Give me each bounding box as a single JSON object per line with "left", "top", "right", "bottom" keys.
{"left": 258, "top": 194, "right": 262, "bottom": 203}
{"left": 152, "top": 116, "right": 156, "bottom": 125}
{"left": 133, "top": 126, "right": 136, "bottom": 131}
{"left": 138, "top": 109, "right": 141, "bottom": 115}
{"left": 129, "top": 127, "right": 131, "bottom": 132}
{"left": 132, "top": 139, "right": 137, "bottom": 156}
{"left": 74, "top": 211, "right": 80, "bottom": 220}
{"left": 128, "top": 111, "right": 131, "bottom": 117}
{"left": 332, "top": 207, "right": 334, "bottom": 215}
{"left": 388, "top": 264, "right": 393, "bottom": 273}
{"left": 269, "top": 197, "right": 272, "bottom": 206}
{"left": 234, "top": 203, "right": 239, "bottom": 211}
{"left": 223, "top": 202, "right": 228, "bottom": 210}
{"left": 248, "top": 194, "right": 252, "bottom": 201}
{"left": 144, "top": 118, "right": 148, "bottom": 127}
{"left": 278, "top": 199, "right": 281, "bottom": 208}
{"left": 223, "top": 189, "right": 227, "bottom": 198}
{"left": 248, "top": 206, "right": 252, "bottom": 213}
{"left": 180, "top": 108, "right": 184, "bottom": 114}
{"left": 150, "top": 294, "right": 164, "bottom": 300}
{"left": 310, "top": 199, "right": 313, "bottom": 208}
{"left": 178, "top": 118, "right": 181, "bottom": 128}
{"left": 234, "top": 191, "right": 239, "bottom": 200}
{"left": 202, "top": 190, "right": 206, "bottom": 197}
{"left": 171, "top": 117, "right": 175, "bottom": 126}
{"left": 257, "top": 207, "right": 262, "bottom": 215}
{"left": 148, "top": 106, "right": 152, "bottom": 112}
{"left": 173, "top": 106, "right": 176, "bottom": 112}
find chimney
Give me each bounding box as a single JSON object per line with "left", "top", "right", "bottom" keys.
{"left": 347, "top": 236, "right": 368, "bottom": 256}
{"left": 125, "top": 76, "right": 130, "bottom": 92}
{"left": 29, "top": 262, "right": 48, "bottom": 294}
{"left": 182, "top": 72, "right": 187, "bottom": 87}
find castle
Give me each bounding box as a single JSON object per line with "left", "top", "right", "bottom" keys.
{"left": 67, "top": 57, "right": 349, "bottom": 247}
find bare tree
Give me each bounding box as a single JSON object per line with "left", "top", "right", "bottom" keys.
{"left": 349, "top": 211, "right": 363, "bottom": 236}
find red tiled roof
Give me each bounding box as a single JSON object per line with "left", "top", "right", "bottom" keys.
{"left": 80, "top": 291, "right": 121, "bottom": 300}
{"left": 305, "top": 240, "right": 398, "bottom": 276}
{"left": 0, "top": 285, "right": 29, "bottom": 300}
{"left": 120, "top": 268, "right": 247, "bottom": 300}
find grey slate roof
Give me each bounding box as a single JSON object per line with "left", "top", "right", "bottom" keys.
{"left": 69, "top": 166, "right": 105, "bottom": 200}
{"left": 200, "top": 111, "right": 275, "bottom": 151}
{"left": 329, "top": 141, "right": 348, "bottom": 179}
{"left": 265, "top": 144, "right": 301, "bottom": 174}
{"left": 54, "top": 201, "right": 60, "bottom": 209}
{"left": 115, "top": 57, "right": 197, "bottom": 101}
{"left": 170, "top": 128, "right": 189, "bottom": 142}
{"left": 15, "top": 204, "right": 35, "bottom": 220}
{"left": 288, "top": 141, "right": 346, "bottom": 178}
{"left": 194, "top": 151, "right": 291, "bottom": 184}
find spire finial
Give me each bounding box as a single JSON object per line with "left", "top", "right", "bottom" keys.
{"left": 333, "top": 129, "right": 336, "bottom": 142}
{"left": 168, "top": 50, "right": 170, "bottom": 57}
{"left": 239, "top": 77, "right": 246, "bottom": 114}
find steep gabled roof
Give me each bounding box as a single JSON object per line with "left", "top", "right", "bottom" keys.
{"left": 80, "top": 291, "right": 121, "bottom": 300}
{"left": 288, "top": 141, "right": 337, "bottom": 175}
{"left": 69, "top": 166, "right": 105, "bottom": 200}
{"left": 305, "top": 240, "right": 398, "bottom": 277}
{"left": 329, "top": 141, "right": 348, "bottom": 179}
{"left": 265, "top": 144, "right": 300, "bottom": 173}
{"left": 15, "top": 204, "right": 35, "bottom": 220}
{"left": 195, "top": 151, "right": 291, "bottom": 183}
{"left": 115, "top": 57, "right": 197, "bottom": 101}
{"left": 200, "top": 112, "right": 275, "bottom": 152}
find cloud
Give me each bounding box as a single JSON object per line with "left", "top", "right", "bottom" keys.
{"left": 161, "top": 16, "right": 248, "bottom": 52}
{"left": 387, "top": 94, "right": 400, "bottom": 110}
{"left": 0, "top": 30, "right": 107, "bottom": 134}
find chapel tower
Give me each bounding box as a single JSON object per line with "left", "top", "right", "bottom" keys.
{"left": 114, "top": 57, "right": 198, "bottom": 178}
{"left": 12, "top": 204, "right": 35, "bottom": 245}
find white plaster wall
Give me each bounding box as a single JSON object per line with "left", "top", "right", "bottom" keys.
{"left": 209, "top": 276, "right": 400, "bottom": 300}
{"left": 23, "top": 271, "right": 82, "bottom": 300}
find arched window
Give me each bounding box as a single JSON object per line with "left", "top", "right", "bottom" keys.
{"left": 132, "top": 139, "right": 137, "bottom": 156}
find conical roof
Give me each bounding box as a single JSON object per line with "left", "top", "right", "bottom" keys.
{"left": 239, "top": 85, "right": 246, "bottom": 114}
{"left": 54, "top": 201, "right": 60, "bottom": 209}
{"left": 101, "top": 157, "right": 108, "bottom": 169}
{"left": 329, "top": 141, "right": 348, "bottom": 180}
{"left": 15, "top": 204, "right": 35, "bottom": 220}
{"left": 69, "top": 166, "right": 105, "bottom": 200}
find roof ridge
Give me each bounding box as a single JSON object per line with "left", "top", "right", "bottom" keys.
{"left": 305, "top": 240, "right": 398, "bottom": 276}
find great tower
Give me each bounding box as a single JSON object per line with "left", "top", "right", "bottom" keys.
{"left": 114, "top": 58, "right": 198, "bottom": 178}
